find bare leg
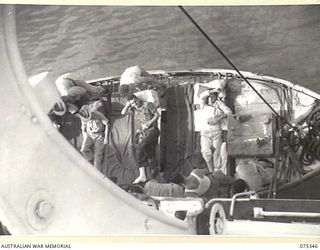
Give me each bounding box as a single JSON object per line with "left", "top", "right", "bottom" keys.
{"left": 213, "top": 140, "right": 222, "bottom": 171}
{"left": 80, "top": 134, "right": 94, "bottom": 163}
{"left": 212, "top": 131, "right": 223, "bottom": 172}
{"left": 220, "top": 142, "right": 228, "bottom": 175}
{"left": 133, "top": 167, "right": 147, "bottom": 184}
{"left": 93, "top": 137, "right": 105, "bottom": 172}
{"left": 200, "top": 135, "right": 214, "bottom": 173}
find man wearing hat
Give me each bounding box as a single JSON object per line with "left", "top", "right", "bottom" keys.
{"left": 48, "top": 101, "right": 82, "bottom": 147}
{"left": 78, "top": 102, "right": 110, "bottom": 172}
{"left": 121, "top": 95, "right": 160, "bottom": 184}
{"left": 131, "top": 169, "right": 212, "bottom": 198}
{"left": 52, "top": 72, "right": 111, "bottom": 150}
{"left": 183, "top": 169, "right": 212, "bottom": 198}
{"left": 182, "top": 168, "right": 234, "bottom": 200}
{"left": 198, "top": 89, "right": 232, "bottom": 173}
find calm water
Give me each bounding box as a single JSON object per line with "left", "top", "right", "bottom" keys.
{"left": 15, "top": 5, "right": 320, "bottom": 92}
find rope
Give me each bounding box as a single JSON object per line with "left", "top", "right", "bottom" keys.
{"left": 178, "top": 6, "right": 295, "bottom": 128}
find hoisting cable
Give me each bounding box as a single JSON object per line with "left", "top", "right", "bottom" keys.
{"left": 178, "top": 6, "right": 295, "bottom": 128}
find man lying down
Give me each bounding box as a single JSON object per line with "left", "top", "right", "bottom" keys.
{"left": 122, "top": 168, "right": 234, "bottom": 202}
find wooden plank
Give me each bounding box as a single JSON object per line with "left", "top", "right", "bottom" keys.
{"left": 227, "top": 113, "right": 274, "bottom": 156}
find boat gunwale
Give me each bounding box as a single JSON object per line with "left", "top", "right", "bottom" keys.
{"left": 87, "top": 68, "right": 320, "bottom": 101}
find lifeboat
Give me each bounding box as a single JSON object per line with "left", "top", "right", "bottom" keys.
{"left": 1, "top": 5, "right": 320, "bottom": 236}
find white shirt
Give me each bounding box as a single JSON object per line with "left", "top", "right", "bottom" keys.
{"left": 195, "top": 100, "right": 231, "bottom": 132}
{"left": 120, "top": 66, "right": 142, "bottom": 85}
{"left": 235, "top": 160, "right": 273, "bottom": 191}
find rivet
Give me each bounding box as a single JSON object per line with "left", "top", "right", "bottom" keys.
{"left": 35, "top": 201, "right": 52, "bottom": 219}
{"left": 31, "top": 116, "right": 38, "bottom": 124}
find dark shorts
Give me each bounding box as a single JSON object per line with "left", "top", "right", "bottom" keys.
{"left": 135, "top": 127, "right": 160, "bottom": 168}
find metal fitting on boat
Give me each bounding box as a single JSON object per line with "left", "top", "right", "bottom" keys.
{"left": 35, "top": 200, "right": 53, "bottom": 219}
{"left": 26, "top": 189, "right": 54, "bottom": 230}
{"left": 31, "top": 116, "right": 38, "bottom": 124}
{"left": 256, "top": 137, "right": 267, "bottom": 146}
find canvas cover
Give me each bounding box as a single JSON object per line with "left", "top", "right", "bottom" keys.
{"left": 100, "top": 94, "right": 140, "bottom": 184}
{"left": 162, "top": 84, "right": 207, "bottom": 180}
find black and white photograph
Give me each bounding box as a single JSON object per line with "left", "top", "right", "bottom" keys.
{"left": 0, "top": 3, "right": 320, "bottom": 241}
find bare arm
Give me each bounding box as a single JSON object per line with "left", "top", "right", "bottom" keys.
{"left": 92, "top": 110, "right": 109, "bottom": 123}
{"left": 74, "top": 79, "right": 104, "bottom": 95}
{"left": 135, "top": 76, "right": 156, "bottom": 85}
{"left": 121, "top": 101, "right": 133, "bottom": 115}
{"left": 135, "top": 67, "right": 156, "bottom": 85}
{"left": 217, "top": 100, "right": 232, "bottom": 115}
{"left": 208, "top": 101, "right": 232, "bottom": 125}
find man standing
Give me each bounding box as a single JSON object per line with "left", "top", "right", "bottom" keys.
{"left": 78, "top": 101, "right": 110, "bottom": 172}
{"left": 121, "top": 95, "right": 160, "bottom": 184}
{"left": 51, "top": 74, "right": 110, "bottom": 148}
{"left": 198, "top": 90, "right": 232, "bottom": 173}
